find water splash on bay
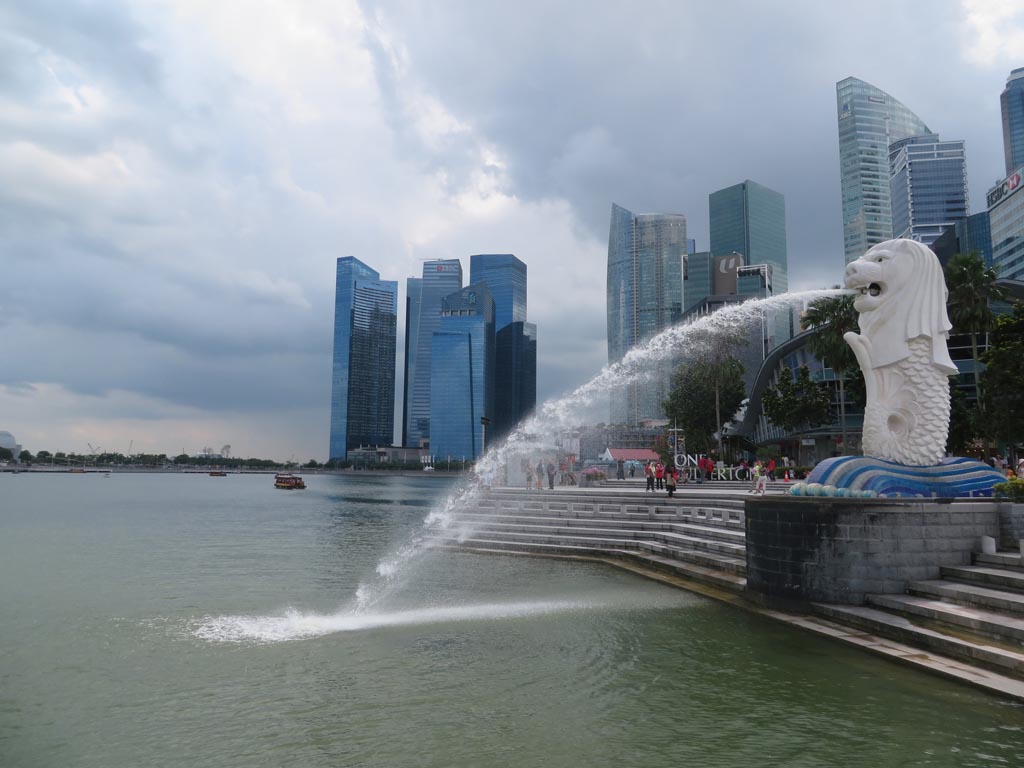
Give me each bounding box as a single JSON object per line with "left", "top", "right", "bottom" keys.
{"left": 351, "top": 289, "right": 845, "bottom": 612}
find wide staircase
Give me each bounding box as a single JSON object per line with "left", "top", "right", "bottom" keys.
{"left": 439, "top": 487, "right": 749, "bottom": 594}
{"left": 814, "top": 549, "right": 1024, "bottom": 682}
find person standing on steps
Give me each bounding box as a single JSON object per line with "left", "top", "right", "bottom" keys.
{"left": 655, "top": 461, "right": 665, "bottom": 490}
{"left": 546, "top": 460, "right": 556, "bottom": 490}
{"left": 645, "top": 461, "right": 655, "bottom": 492}
{"left": 525, "top": 462, "right": 534, "bottom": 491}
{"left": 665, "top": 467, "right": 677, "bottom": 497}
{"left": 535, "top": 460, "right": 544, "bottom": 490}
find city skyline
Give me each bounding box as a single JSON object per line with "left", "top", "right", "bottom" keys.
{"left": 1, "top": 1, "right": 1020, "bottom": 459}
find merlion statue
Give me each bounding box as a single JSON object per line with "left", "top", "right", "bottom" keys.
{"left": 790, "top": 239, "right": 1006, "bottom": 497}
{"left": 842, "top": 239, "right": 958, "bottom": 466}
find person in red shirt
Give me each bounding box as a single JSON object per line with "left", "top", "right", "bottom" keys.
{"left": 644, "top": 461, "right": 655, "bottom": 492}
{"left": 654, "top": 462, "right": 665, "bottom": 490}
{"left": 767, "top": 458, "right": 776, "bottom": 481}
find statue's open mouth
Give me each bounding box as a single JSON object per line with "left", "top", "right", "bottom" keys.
{"left": 859, "top": 283, "right": 882, "bottom": 297}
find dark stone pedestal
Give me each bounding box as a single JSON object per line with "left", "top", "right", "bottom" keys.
{"left": 745, "top": 496, "right": 998, "bottom": 605}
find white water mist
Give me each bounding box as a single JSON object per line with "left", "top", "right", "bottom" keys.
{"left": 350, "top": 289, "right": 845, "bottom": 612}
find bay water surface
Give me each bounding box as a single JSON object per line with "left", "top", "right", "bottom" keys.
{"left": 1, "top": 472, "right": 1022, "bottom": 767}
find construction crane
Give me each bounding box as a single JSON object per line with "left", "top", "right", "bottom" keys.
{"left": 87, "top": 443, "right": 102, "bottom": 455}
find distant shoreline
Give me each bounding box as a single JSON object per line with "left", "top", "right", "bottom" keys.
{"left": 0, "top": 466, "right": 465, "bottom": 477}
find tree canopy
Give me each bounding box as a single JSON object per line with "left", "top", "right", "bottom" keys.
{"left": 662, "top": 356, "right": 745, "bottom": 455}
{"left": 761, "top": 364, "right": 833, "bottom": 433}
{"left": 980, "top": 302, "right": 1024, "bottom": 446}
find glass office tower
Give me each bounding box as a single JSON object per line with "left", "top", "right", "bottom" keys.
{"left": 494, "top": 321, "right": 537, "bottom": 440}
{"left": 837, "top": 77, "right": 931, "bottom": 262}
{"left": 430, "top": 285, "right": 495, "bottom": 461}
{"left": 470, "top": 254, "right": 536, "bottom": 440}
{"left": 1002, "top": 67, "right": 1024, "bottom": 176}
{"left": 469, "top": 254, "right": 527, "bottom": 329}
{"left": 329, "top": 257, "right": 398, "bottom": 461}
{"left": 989, "top": 168, "right": 1024, "bottom": 281}
{"left": 401, "top": 277, "right": 422, "bottom": 447}
{"left": 709, "top": 179, "right": 790, "bottom": 346}
{"left": 606, "top": 203, "right": 686, "bottom": 424}
{"left": 403, "top": 259, "right": 463, "bottom": 448}
{"left": 889, "top": 135, "right": 968, "bottom": 246}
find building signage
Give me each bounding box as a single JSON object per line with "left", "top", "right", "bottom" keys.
{"left": 988, "top": 171, "right": 1022, "bottom": 208}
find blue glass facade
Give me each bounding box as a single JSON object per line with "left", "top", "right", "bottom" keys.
{"left": 1002, "top": 68, "right": 1024, "bottom": 176}
{"left": 429, "top": 285, "right": 495, "bottom": 460}
{"left": 329, "top": 257, "right": 397, "bottom": 461}
{"left": 494, "top": 321, "right": 536, "bottom": 440}
{"left": 470, "top": 254, "right": 535, "bottom": 441}
{"left": 709, "top": 180, "right": 789, "bottom": 345}
{"left": 469, "top": 254, "right": 527, "bottom": 330}
{"left": 401, "top": 277, "right": 422, "bottom": 447}
{"left": 956, "top": 212, "right": 994, "bottom": 268}
{"left": 989, "top": 167, "right": 1024, "bottom": 281}
{"left": 606, "top": 203, "right": 687, "bottom": 424}
{"left": 403, "top": 259, "right": 462, "bottom": 448}
{"left": 837, "top": 77, "right": 931, "bottom": 262}
{"left": 889, "top": 135, "right": 968, "bottom": 245}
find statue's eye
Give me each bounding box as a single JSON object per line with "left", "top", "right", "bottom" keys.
{"left": 876, "top": 257, "right": 884, "bottom": 262}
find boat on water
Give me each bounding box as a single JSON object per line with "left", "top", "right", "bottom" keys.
{"left": 209, "top": 471, "right": 227, "bottom": 477}
{"left": 274, "top": 473, "right": 306, "bottom": 490}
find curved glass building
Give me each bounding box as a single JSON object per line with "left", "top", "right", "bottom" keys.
{"left": 1002, "top": 67, "right": 1024, "bottom": 176}
{"left": 836, "top": 77, "right": 931, "bottom": 263}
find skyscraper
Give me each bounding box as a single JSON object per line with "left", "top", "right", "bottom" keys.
{"left": 709, "top": 179, "right": 788, "bottom": 294}
{"left": 469, "top": 254, "right": 527, "bottom": 329}
{"left": 403, "top": 259, "right": 462, "bottom": 448}
{"left": 329, "top": 257, "right": 398, "bottom": 461}
{"left": 401, "top": 277, "right": 422, "bottom": 447}
{"left": 1001, "top": 67, "right": 1024, "bottom": 176}
{"left": 430, "top": 285, "right": 495, "bottom": 461}
{"left": 606, "top": 203, "right": 687, "bottom": 424}
{"left": 709, "top": 179, "right": 790, "bottom": 347}
{"left": 836, "top": 77, "right": 931, "bottom": 262}
{"left": 888, "top": 134, "right": 968, "bottom": 246}
{"left": 469, "top": 254, "right": 536, "bottom": 439}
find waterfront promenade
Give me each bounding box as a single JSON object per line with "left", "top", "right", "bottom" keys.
{"left": 442, "top": 481, "right": 1024, "bottom": 702}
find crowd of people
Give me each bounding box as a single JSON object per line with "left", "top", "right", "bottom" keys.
{"left": 990, "top": 455, "right": 1024, "bottom": 480}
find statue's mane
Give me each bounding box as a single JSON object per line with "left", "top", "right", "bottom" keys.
{"left": 857, "top": 240, "right": 957, "bottom": 374}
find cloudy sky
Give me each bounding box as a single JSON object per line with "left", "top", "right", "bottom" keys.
{"left": 1, "top": 0, "right": 1021, "bottom": 460}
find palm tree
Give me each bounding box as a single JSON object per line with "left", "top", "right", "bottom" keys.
{"left": 945, "top": 252, "right": 1006, "bottom": 406}
{"left": 803, "top": 293, "right": 858, "bottom": 453}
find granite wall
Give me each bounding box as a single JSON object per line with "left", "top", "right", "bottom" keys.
{"left": 745, "top": 497, "right": 999, "bottom": 605}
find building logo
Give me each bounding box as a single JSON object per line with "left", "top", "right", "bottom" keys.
{"left": 988, "top": 171, "right": 1022, "bottom": 208}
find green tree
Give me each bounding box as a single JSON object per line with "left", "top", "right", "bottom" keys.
{"left": 979, "top": 302, "right": 1024, "bottom": 446}
{"left": 19, "top": 450, "right": 34, "bottom": 463}
{"left": 663, "top": 357, "right": 746, "bottom": 455}
{"left": 0, "top": 447, "right": 13, "bottom": 462}
{"left": 947, "top": 384, "right": 979, "bottom": 456}
{"left": 173, "top": 453, "right": 191, "bottom": 465}
{"left": 761, "top": 365, "right": 833, "bottom": 433}
{"left": 945, "top": 252, "right": 1006, "bottom": 406}
{"left": 803, "top": 293, "right": 859, "bottom": 452}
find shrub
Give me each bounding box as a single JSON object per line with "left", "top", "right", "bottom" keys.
{"left": 582, "top": 468, "right": 606, "bottom": 480}
{"left": 994, "top": 479, "right": 1024, "bottom": 503}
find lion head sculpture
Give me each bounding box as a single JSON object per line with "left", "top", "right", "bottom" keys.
{"left": 843, "top": 239, "right": 957, "bottom": 374}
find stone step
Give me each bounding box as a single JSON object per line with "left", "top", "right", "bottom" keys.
{"left": 941, "top": 565, "right": 1024, "bottom": 593}
{"left": 447, "top": 538, "right": 747, "bottom": 593}
{"left": 907, "top": 579, "right": 1024, "bottom": 616}
{"left": 813, "top": 603, "right": 1024, "bottom": 677}
{"left": 462, "top": 505, "right": 746, "bottom": 529}
{"left": 443, "top": 528, "right": 747, "bottom": 559}
{"left": 452, "top": 516, "right": 746, "bottom": 543}
{"left": 479, "top": 497, "right": 746, "bottom": 522}
{"left": 866, "top": 593, "right": 1024, "bottom": 644}
{"left": 975, "top": 552, "right": 1024, "bottom": 571}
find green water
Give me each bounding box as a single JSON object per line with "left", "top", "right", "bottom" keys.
{"left": 1, "top": 472, "right": 1022, "bottom": 767}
